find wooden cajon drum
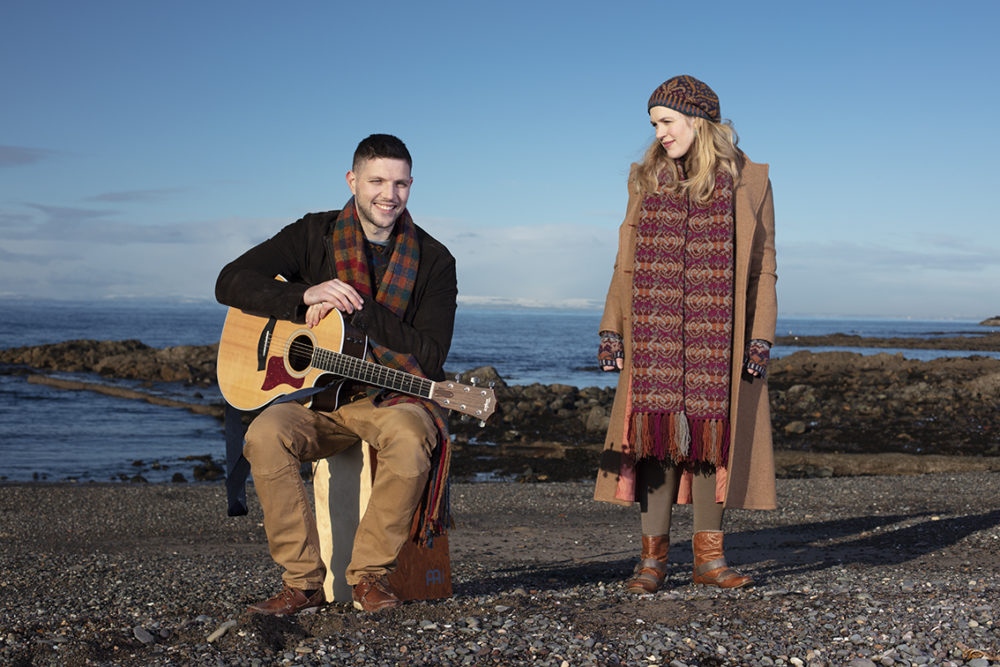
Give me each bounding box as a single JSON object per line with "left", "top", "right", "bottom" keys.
{"left": 312, "top": 443, "right": 452, "bottom": 602}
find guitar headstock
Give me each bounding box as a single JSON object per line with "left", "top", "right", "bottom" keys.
{"left": 430, "top": 380, "right": 497, "bottom": 423}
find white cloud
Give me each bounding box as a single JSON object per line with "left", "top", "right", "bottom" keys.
{"left": 86, "top": 188, "right": 188, "bottom": 203}
{"left": 777, "top": 239, "right": 1000, "bottom": 318}
{"left": 0, "top": 214, "right": 283, "bottom": 301}
{"left": 0, "top": 205, "right": 621, "bottom": 307}
{"left": 2, "top": 206, "right": 995, "bottom": 321}
{"left": 780, "top": 239, "right": 999, "bottom": 273}
{"left": 2, "top": 203, "right": 271, "bottom": 246}
{"left": 424, "top": 216, "right": 618, "bottom": 307}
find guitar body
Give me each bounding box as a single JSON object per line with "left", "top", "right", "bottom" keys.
{"left": 217, "top": 305, "right": 497, "bottom": 421}
{"left": 217, "top": 308, "right": 368, "bottom": 411}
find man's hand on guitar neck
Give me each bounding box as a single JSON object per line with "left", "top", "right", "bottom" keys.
{"left": 303, "top": 279, "right": 365, "bottom": 327}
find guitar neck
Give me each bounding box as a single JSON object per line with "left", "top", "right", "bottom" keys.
{"left": 311, "top": 346, "right": 433, "bottom": 398}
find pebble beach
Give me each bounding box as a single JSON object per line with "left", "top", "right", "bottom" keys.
{"left": 2, "top": 471, "right": 998, "bottom": 666}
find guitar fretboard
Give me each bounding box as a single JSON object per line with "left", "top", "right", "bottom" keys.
{"left": 311, "top": 346, "right": 433, "bottom": 398}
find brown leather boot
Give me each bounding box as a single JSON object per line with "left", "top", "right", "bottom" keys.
{"left": 352, "top": 574, "right": 402, "bottom": 612}
{"left": 692, "top": 530, "right": 753, "bottom": 588}
{"left": 247, "top": 585, "right": 325, "bottom": 616}
{"left": 625, "top": 535, "right": 670, "bottom": 594}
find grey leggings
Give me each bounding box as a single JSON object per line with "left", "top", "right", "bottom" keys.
{"left": 637, "top": 458, "right": 724, "bottom": 537}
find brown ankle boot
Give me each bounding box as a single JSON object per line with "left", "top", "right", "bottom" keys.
{"left": 692, "top": 530, "right": 753, "bottom": 588}
{"left": 625, "top": 535, "right": 670, "bottom": 594}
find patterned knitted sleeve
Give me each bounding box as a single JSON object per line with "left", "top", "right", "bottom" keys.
{"left": 743, "top": 338, "right": 771, "bottom": 379}
{"left": 598, "top": 330, "right": 624, "bottom": 370}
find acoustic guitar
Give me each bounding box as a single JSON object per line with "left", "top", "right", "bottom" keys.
{"left": 216, "top": 307, "right": 496, "bottom": 421}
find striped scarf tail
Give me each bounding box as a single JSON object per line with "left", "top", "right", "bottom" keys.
{"left": 628, "top": 167, "right": 735, "bottom": 469}
{"left": 331, "top": 198, "right": 451, "bottom": 545}
{"left": 380, "top": 394, "right": 451, "bottom": 545}
{"left": 421, "top": 410, "right": 451, "bottom": 542}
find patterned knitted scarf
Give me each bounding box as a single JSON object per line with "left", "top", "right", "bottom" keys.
{"left": 330, "top": 198, "right": 451, "bottom": 544}
{"left": 628, "top": 168, "right": 734, "bottom": 467}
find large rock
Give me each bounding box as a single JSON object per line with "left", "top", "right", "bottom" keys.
{"left": 451, "top": 365, "right": 507, "bottom": 389}
{"left": 584, "top": 405, "right": 609, "bottom": 432}
{"left": 967, "top": 372, "right": 1000, "bottom": 399}
{"left": 768, "top": 350, "right": 1000, "bottom": 457}
{"left": 0, "top": 339, "right": 218, "bottom": 385}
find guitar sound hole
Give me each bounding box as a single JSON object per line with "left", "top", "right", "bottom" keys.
{"left": 288, "top": 334, "right": 314, "bottom": 372}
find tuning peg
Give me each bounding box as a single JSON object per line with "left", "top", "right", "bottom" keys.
{"left": 470, "top": 376, "right": 478, "bottom": 386}
{"left": 460, "top": 414, "right": 470, "bottom": 423}
{"left": 478, "top": 420, "right": 486, "bottom": 428}
{"left": 454, "top": 373, "right": 461, "bottom": 381}
{"left": 489, "top": 381, "right": 495, "bottom": 388}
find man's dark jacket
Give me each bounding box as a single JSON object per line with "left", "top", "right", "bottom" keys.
{"left": 215, "top": 210, "right": 457, "bottom": 381}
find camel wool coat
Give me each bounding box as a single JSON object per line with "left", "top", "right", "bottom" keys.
{"left": 593, "top": 157, "right": 778, "bottom": 510}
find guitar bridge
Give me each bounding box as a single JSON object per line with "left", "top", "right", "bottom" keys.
{"left": 256, "top": 316, "right": 278, "bottom": 371}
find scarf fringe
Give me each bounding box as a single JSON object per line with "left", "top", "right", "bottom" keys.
{"left": 628, "top": 410, "right": 730, "bottom": 467}
{"left": 420, "top": 416, "right": 451, "bottom": 546}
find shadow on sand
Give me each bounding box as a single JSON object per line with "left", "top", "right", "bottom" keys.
{"left": 456, "top": 509, "right": 1000, "bottom": 595}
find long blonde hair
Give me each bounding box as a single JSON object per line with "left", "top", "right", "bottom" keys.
{"left": 633, "top": 117, "right": 743, "bottom": 203}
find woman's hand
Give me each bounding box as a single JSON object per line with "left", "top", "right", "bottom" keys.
{"left": 743, "top": 339, "right": 771, "bottom": 379}
{"left": 599, "top": 331, "right": 625, "bottom": 371}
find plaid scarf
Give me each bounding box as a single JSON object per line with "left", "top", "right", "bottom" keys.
{"left": 330, "top": 198, "right": 451, "bottom": 544}
{"left": 628, "top": 168, "right": 734, "bottom": 467}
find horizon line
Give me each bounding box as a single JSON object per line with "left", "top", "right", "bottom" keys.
{"left": 0, "top": 292, "right": 994, "bottom": 322}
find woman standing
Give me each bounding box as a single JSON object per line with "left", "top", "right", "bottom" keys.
{"left": 594, "top": 75, "right": 777, "bottom": 593}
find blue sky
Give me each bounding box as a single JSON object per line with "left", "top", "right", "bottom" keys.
{"left": 2, "top": 0, "right": 997, "bottom": 318}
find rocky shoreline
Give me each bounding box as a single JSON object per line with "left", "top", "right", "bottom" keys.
{"left": 3, "top": 334, "right": 1000, "bottom": 482}
{"left": 1, "top": 475, "right": 998, "bottom": 666}
{"left": 2, "top": 336, "right": 1000, "bottom": 664}
{"left": 776, "top": 332, "right": 1000, "bottom": 352}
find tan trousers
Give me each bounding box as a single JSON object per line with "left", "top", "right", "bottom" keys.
{"left": 243, "top": 397, "right": 436, "bottom": 589}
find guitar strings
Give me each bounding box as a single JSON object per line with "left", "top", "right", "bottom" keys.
{"left": 269, "top": 332, "right": 434, "bottom": 396}
{"left": 249, "top": 328, "right": 493, "bottom": 418}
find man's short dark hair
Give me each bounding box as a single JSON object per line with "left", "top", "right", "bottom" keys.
{"left": 353, "top": 134, "right": 412, "bottom": 170}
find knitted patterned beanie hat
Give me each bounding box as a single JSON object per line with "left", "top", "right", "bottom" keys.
{"left": 647, "top": 75, "right": 720, "bottom": 122}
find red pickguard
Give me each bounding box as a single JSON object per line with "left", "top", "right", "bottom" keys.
{"left": 260, "top": 355, "right": 305, "bottom": 392}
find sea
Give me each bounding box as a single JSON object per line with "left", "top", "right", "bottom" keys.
{"left": 1, "top": 298, "right": 998, "bottom": 484}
